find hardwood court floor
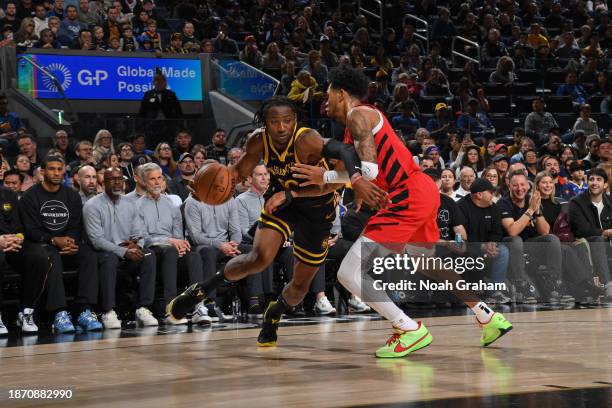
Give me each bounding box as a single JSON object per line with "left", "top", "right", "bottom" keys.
{"left": 0, "top": 308, "right": 610, "bottom": 408}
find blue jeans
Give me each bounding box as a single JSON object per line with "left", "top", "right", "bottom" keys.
{"left": 488, "top": 244, "right": 510, "bottom": 283}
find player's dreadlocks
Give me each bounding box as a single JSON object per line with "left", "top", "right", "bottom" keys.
{"left": 253, "top": 96, "right": 298, "bottom": 127}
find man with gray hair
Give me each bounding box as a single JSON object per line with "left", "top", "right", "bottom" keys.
{"left": 83, "top": 167, "right": 158, "bottom": 329}
{"left": 137, "top": 163, "right": 205, "bottom": 325}
{"left": 454, "top": 166, "right": 476, "bottom": 201}
{"left": 77, "top": 165, "right": 98, "bottom": 204}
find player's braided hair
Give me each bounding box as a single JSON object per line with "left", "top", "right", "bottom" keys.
{"left": 253, "top": 96, "right": 298, "bottom": 127}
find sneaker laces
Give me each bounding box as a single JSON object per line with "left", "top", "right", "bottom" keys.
{"left": 385, "top": 330, "right": 403, "bottom": 347}
{"left": 24, "top": 313, "right": 34, "bottom": 326}
{"left": 139, "top": 307, "right": 153, "bottom": 317}
{"left": 82, "top": 311, "right": 98, "bottom": 322}
{"left": 56, "top": 312, "right": 71, "bottom": 325}
{"left": 319, "top": 297, "right": 332, "bottom": 309}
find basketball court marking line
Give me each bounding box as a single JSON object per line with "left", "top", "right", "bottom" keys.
{"left": 0, "top": 312, "right": 609, "bottom": 360}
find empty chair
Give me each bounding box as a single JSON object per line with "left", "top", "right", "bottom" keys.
{"left": 546, "top": 96, "right": 574, "bottom": 113}
{"left": 487, "top": 96, "right": 511, "bottom": 114}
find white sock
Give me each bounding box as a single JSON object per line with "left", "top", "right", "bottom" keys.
{"left": 337, "top": 236, "right": 418, "bottom": 329}
{"left": 471, "top": 302, "right": 495, "bottom": 323}
{"left": 24, "top": 308, "right": 34, "bottom": 315}
{"left": 391, "top": 313, "right": 419, "bottom": 331}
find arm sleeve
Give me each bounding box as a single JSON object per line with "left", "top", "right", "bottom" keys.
{"left": 83, "top": 202, "right": 127, "bottom": 258}
{"left": 228, "top": 200, "right": 242, "bottom": 244}
{"left": 322, "top": 139, "right": 361, "bottom": 178}
{"left": 18, "top": 192, "right": 53, "bottom": 244}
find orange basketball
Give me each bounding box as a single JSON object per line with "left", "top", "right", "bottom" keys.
{"left": 192, "top": 162, "right": 233, "bottom": 205}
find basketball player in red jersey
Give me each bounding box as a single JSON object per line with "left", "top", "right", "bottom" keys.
{"left": 292, "top": 66, "right": 512, "bottom": 358}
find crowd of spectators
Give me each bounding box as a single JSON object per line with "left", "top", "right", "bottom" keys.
{"left": 0, "top": 0, "right": 611, "bottom": 335}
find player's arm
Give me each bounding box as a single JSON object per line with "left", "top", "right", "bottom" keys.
{"left": 293, "top": 129, "right": 387, "bottom": 209}
{"left": 294, "top": 129, "right": 345, "bottom": 195}
{"left": 228, "top": 129, "right": 264, "bottom": 183}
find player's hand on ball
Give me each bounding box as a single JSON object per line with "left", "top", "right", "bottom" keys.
{"left": 292, "top": 163, "right": 325, "bottom": 187}
{"left": 265, "top": 191, "right": 288, "bottom": 214}
{"left": 351, "top": 176, "right": 389, "bottom": 212}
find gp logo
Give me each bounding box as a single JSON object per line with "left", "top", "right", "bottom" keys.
{"left": 77, "top": 70, "right": 109, "bottom": 86}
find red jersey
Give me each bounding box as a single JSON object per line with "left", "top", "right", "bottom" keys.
{"left": 344, "top": 106, "right": 440, "bottom": 245}
{"left": 343, "top": 107, "right": 420, "bottom": 192}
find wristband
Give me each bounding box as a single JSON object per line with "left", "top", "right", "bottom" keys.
{"left": 323, "top": 170, "right": 350, "bottom": 183}
{"left": 360, "top": 161, "right": 378, "bottom": 180}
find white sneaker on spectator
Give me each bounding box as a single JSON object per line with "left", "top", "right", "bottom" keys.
{"left": 135, "top": 307, "right": 159, "bottom": 327}
{"left": 314, "top": 296, "right": 337, "bottom": 315}
{"left": 17, "top": 309, "right": 38, "bottom": 333}
{"left": 102, "top": 310, "right": 122, "bottom": 329}
{"left": 206, "top": 303, "right": 231, "bottom": 322}
{"left": 192, "top": 302, "right": 212, "bottom": 325}
{"left": 0, "top": 314, "right": 7, "bottom": 335}
{"left": 348, "top": 297, "right": 371, "bottom": 313}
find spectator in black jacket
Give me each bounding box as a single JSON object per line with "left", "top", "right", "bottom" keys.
{"left": 0, "top": 187, "right": 49, "bottom": 335}
{"left": 457, "top": 178, "right": 511, "bottom": 304}
{"left": 568, "top": 167, "right": 612, "bottom": 298}
{"left": 205, "top": 128, "right": 229, "bottom": 164}
{"left": 18, "top": 155, "right": 102, "bottom": 333}
{"left": 138, "top": 72, "right": 183, "bottom": 119}
{"left": 169, "top": 152, "right": 195, "bottom": 201}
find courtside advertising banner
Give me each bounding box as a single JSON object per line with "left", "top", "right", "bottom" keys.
{"left": 17, "top": 53, "right": 203, "bottom": 101}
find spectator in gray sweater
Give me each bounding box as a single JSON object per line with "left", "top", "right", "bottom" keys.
{"left": 83, "top": 167, "right": 158, "bottom": 329}
{"left": 137, "top": 163, "right": 205, "bottom": 325}
{"left": 185, "top": 190, "right": 273, "bottom": 319}
{"left": 235, "top": 163, "right": 268, "bottom": 242}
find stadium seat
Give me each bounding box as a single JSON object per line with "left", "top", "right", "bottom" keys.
{"left": 546, "top": 96, "right": 574, "bottom": 113}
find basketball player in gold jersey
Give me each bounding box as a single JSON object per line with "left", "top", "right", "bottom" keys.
{"left": 167, "top": 96, "right": 387, "bottom": 346}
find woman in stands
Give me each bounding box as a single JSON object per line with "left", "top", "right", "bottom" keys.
{"left": 453, "top": 144, "right": 485, "bottom": 177}
{"left": 262, "top": 42, "right": 286, "bottom": 71}
{"left": 33, "top": 28, "right": 60, "bottom": 49}
{"left": 439, "top": 168, "right": 456, "bottom": 197}
{"left": 191, "top": 148, "right": 206, "bottom": 170}
{"left": 14, "top": 154, "right": 34, "bottom": 192}
{"left": 489, "top": 56, "right": 517, "bottom": 85}
{"left": 14, "top": 18, "right": 38, "bottom": 49}
{"left": 154, "top": 142, "right": 178, "bottom": 178}
{"left": 387, "top": 83, "right": 410, "bottom": 113}
{"left": 483, "top": 167, "right": 502, "bottom": 203}
{"left": 534, "top": 171, "right": 601, "bottom": 304}
{"left": 92, "top": 129, "right": 115, "bottom": 165}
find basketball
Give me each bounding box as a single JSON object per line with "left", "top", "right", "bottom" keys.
{"left": 192, "top": 162, "right": 233, "bottom": 205}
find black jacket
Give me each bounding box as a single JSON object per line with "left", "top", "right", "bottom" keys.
{"left": 139, "top": 89, "right": 183, "bottom": 119}
{"left": 169, "top": 177, "right": 190, "bottom": 202}
{"left": 0, "top": 187, "right": 23, "bottom": 235}
{"left": 568, "top": 191, "right": 612, "bottom": 238}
